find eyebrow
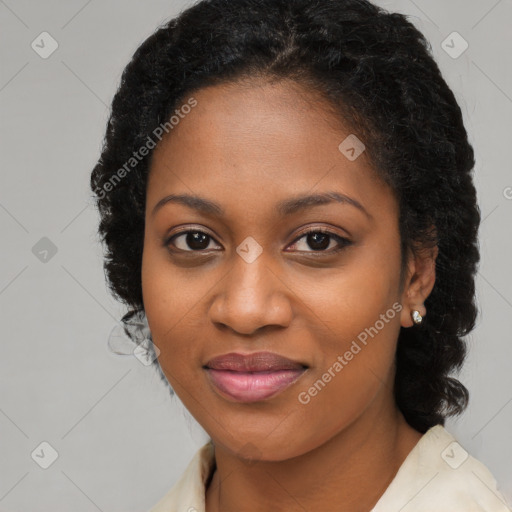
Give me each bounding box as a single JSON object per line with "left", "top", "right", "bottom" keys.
{"left": 151, "top": 191, "right": 371, "bottom": 219}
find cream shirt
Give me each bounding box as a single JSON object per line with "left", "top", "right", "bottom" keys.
{"left": 149, "top": 425, "right": 511, "bottom": 512}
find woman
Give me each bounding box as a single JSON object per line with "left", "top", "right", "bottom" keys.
{"left": 90, "top": 0, "right": 511, "bottom": 510}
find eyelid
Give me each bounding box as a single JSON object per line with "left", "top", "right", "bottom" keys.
{"left": 291, "top": 224, "right": 350, "bottom": 241}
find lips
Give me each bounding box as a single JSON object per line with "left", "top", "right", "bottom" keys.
{"left": 204, "top": 351, "right": 307, "bottom": 372}
{"left": 203, "top": 352, "right": 308, "bottom": 402}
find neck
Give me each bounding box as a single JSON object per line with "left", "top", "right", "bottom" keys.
{"left": 205, "top": 394, "right": 423, "bottom": 512}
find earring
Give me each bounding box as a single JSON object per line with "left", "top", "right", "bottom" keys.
{"left": 411, "top": 310, "right": 423, "bottom": 325}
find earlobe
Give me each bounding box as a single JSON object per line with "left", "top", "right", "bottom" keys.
{"left": 400, "top": 303, "right": 427, "bottom": 328}
{"left": 400, "top": 245, "right": 438, "bottom": 328}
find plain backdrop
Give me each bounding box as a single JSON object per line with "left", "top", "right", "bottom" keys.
{"left": 0, "top": 0, "right": 511, "bottom": 511}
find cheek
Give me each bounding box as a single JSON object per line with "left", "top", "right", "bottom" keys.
{"left": 294, "top": 237, "right": 402, "bottom": 344}
{"left": 141, "top": 242, "right": 200, "bottom": 375}
{"left": 291, "top": 246, "right": 402, "bottom": 429}
{"left": 291, "top": 317, "right": 400, "bottom": 452}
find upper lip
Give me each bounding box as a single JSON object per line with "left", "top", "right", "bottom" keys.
{"left": 204, "top": 351, "right": 307, "bottom": 372}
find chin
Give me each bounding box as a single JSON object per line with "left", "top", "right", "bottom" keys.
{"left": 211, "top": 430, "right": 315, "bottom": 463}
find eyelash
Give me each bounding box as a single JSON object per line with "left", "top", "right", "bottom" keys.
{"left": 165, "top": 227, "right": 352, "bottom": 255}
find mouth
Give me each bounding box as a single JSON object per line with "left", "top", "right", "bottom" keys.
{"left": 203, "top": 351, "right": 308, "bottom": 403}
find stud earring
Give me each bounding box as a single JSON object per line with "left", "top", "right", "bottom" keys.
{"left": 411, "top": 310, "right": 423, "bottom": 325}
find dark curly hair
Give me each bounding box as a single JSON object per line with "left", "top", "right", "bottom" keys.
{"left": 90, "top": 0, "right": 480, "bottom": 434}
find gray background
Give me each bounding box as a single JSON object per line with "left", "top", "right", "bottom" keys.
{"left": 0, "top": 0, "right": 511, "bottom": 511}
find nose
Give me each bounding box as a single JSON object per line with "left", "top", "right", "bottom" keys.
{"left": 208, "top": 253, "right": 293, "bottom": 336}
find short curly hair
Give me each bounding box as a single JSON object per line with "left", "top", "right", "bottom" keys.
{"left": 90, "top": 0, "right": 480, "bottom": 434}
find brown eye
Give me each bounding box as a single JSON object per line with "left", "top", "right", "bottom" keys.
{"left": 288, "top": 229, "right": 352, "bottom": 253}
{"left": 167, "top": 230, "right": 221, "bottom": 252}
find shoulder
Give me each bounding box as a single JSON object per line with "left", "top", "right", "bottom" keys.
{"left": 372, "top": 425, "right": 512, "bottom": 512}
{"left": 147, "top": 440, "right": 215, "bottom": 512}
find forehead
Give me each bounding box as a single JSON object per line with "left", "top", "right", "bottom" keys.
{"left": 147, "top": 79, "right": 396, "bottom": 221}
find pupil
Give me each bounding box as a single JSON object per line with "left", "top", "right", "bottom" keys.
{"left": 187, "top": 232, "right": 209, "bottom": 250}
{"left": 308, "top": 232, "right": 329, "bottom": 250}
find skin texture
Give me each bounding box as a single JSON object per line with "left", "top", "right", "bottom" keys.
{"left": 141, "top": 78, "right": 438, "bottom": 512}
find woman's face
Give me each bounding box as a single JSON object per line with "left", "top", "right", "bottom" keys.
{"left": 142, "top": 78, "right": 413, "bottom": 461}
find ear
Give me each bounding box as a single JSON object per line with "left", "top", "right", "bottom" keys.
{"left": 399, "top": 243, "right": 439, "bottom": 328}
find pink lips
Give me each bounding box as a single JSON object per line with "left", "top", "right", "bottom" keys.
{"left": 204, "top": 351, "right": 308, "bottom": 403}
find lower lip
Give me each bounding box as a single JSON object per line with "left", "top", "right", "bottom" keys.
{"left": 205, "top": 368, "right": 307, "bottom": 403}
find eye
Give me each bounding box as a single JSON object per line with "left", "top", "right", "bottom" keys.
{"left": 165, "top": 227, "right": 352, "bottom": 254}
{"left": 287, "top": 228, "right": 352, "bottom": 253}
{"left": 166, "top": 230, "right": 221, "bottom": 252}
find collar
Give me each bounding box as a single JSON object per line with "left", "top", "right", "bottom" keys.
{"left": 149, "top": 425, "right": 511, "bottom": 512}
